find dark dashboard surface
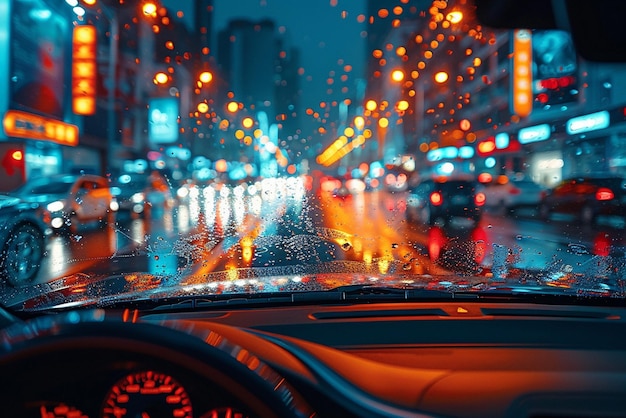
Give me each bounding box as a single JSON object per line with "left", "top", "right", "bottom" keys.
{"left": 2, "top": 301, "right": 626, "bottom": 418}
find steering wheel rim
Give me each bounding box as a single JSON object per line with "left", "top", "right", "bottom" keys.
{"left": 0, "top": 312, "right": 310, "bottom": 418}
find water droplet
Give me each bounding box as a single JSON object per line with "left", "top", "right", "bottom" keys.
{"left": 487, "top": 224, "right": 493, "bottom": 229}
{"left": 341, "top": 242, "right": 352, "bottom": 251}
{"left": 391, "top": 243, "right": 399, "bottom": 249}
{"left": 154, "top": 255, "right": 160, "bottom": 260}
{"left": 515, "top": 234, "right": 523, "bottom": 240}
{"left": 567, "top": 243, "right": 589, "bottom": 255}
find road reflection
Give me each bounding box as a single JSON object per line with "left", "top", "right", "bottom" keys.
{"left": 4, "top": 182, "right": 624, "bottom": 299}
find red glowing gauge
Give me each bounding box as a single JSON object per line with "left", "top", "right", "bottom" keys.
{"left": 102, "top": 370, "right": 192, "bottom": 418}
{"left": 200, "top": 407, "right": 249, "bottom": 418}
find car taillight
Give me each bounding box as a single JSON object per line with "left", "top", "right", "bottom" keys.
{"left": 596, "top": 187, "right": 614, "bottom": 201}
{"left": 508, "top": 187, "right": 521, "bottom": 195}
{"left": 474, "top": 192, "right": 486, "bottom": 206}
{"left": 430, "top": 191, "right": 443, "bottom": 206}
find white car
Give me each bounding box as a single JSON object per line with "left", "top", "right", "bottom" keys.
{"left": 483, "top": 178, "right": 547, "bottom": 213}
{"left": 12, "top": 174, "right": 118, "bottom": 233}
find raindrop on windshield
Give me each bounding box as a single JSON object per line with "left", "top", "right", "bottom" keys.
{"left": 341, "top": 242, "right": 352, "bottom": 251}
{"left": 567, "top": 243, "right": 590, "bottom": 255}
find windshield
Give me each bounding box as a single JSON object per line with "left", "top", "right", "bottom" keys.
{"left": 0, "top": 0, "right": 625, "bottom": 311}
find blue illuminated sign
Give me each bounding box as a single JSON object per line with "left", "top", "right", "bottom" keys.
{"left": 566, "top": 111, "right": 609, "bottom": 135}
{"left": 458, "top": 146, "right": 474, "bottom": 159}
{"left": 427, "top": 146, "right": 458, "bottom": 162}
{"left": 518, "top": 124, "right": 551, "bottom": 144}
{"left": 149, "top": 98, "right": 179, "bottom": 144}
{"left": 495, "top": 133, "right": 510, "bottom": 149}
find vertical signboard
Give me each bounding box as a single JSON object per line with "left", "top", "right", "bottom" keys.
{"left": 72, "top": 25, "right": 97, "bottom": 115}
{"left": 511, "top": 30, "right": 533, "bottom": 118}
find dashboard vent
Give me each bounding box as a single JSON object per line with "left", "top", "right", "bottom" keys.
{"left": 481, "top": 308, "right": 617, "bottom": 320}
{"left": 311, "top": 308, "right": 448, "bottom": 320}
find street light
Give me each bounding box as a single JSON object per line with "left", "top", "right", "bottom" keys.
{"left": 365, "top": 100, "right": 377, "bottom": 112}
{"left": 242, "top": 117, "right": 254, "bottom": 129}
{"left": 141, "top": 1, "right": 158, "bottom": 19}
{"left": 434, "top": 71, "right": 449, "bottom": 83}
{"left": 446, "top": 11, "right": 463, "bottom": 24}
{"left": 153, "top": 71, "right": 169, "bottom": 84}
{"left": 227, "top": 101, "right": 239, "bottom": 113}
{"left": 391, "top": 69, "right": 405, "bottom": 82}
{"left": 198, "top": 71, "right": 213, "bottom": 84}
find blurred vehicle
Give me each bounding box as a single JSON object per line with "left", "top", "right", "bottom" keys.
{"left": 345, "top": 178, "right": 366, "bottom": 194}
{"left": 332, "top": 183, "right": 352, "bottom": 199}
{"left": 0, "top": 195, "right": 46, "bottom": 287}
{"left": 111, "top": 171, "right": 175, "bottom": 217}
{"left": 319, "top": 176, "right": 343, "bottom": 196}
{"left": 539, "top": 176, "right": 626, "bottom": 223}
{"left": 11, "top": 174, "right": 118, "bottom": 234}
{"left": 406, "top": 178, "right": 486, "bottom": 225}
{"left": 482, "top": 175, "right": 547, "bottom": 213}
{"left": 384, "top": 172, "right": 409, "bottom": 192}
{"left": 425, "top": 224, "right": 489, "bottom": 274}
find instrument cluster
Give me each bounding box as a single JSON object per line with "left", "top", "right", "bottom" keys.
{"left": 23, "top": 365, "right": 252, "bottom": 418}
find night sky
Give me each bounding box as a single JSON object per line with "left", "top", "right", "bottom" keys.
{"left": 161, "top": 0, "right": 367, "bottom": 108}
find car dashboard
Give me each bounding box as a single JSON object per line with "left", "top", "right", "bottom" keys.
{"left": 1, "top": 300, "right": 626, "bottom": 418}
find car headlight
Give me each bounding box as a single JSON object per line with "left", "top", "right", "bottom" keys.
{"left": 131, "top": 192, "right": 145, "bottom": 203}
{"left": 46, "top": 200, "right": 65, "bottom": 212}
{"left": 50, "top": 217, "right": 65, "bottom": 229}
{"left": 109, "top": 200, "right": 120, "bottom": 211}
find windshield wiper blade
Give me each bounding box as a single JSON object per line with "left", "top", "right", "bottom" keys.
{"left": 328, "top": 284, "right": 478, "bottom": 300}
{"left": 137, "top": 286, "right": 479, "bottom": 312}
{"left": 77, "top": 286, "right": 478, "bottom": 313}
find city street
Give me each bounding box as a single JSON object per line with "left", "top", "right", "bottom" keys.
{"left": 1, "top": 186, "right": 624, "bottom": 307}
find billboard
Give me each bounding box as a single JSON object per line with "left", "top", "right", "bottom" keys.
{"left": 532, "top": 30, "right": 579, "bottom": 108}
{"left": 10, "top": 0, "right": 69, "bottom": 119}
{"left": 148, "top": 97, "right": 179, "bottom": 144}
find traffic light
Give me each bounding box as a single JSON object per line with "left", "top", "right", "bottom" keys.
{"left": 2, "top": 149, "right": 25, "bottom": 178}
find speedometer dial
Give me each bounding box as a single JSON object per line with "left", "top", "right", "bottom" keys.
{"left": 102, "top": 370, "right": 192, "bottom": 418}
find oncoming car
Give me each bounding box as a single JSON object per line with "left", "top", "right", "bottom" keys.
{"left": 1, "top": 1, "right": 626, "bottom": 417}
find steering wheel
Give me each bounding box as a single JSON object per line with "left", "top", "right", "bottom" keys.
{"left": 0, "top": 310, "right": 310, "bottom": 417}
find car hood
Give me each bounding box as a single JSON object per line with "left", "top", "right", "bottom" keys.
{"left": 5, "top": 261, "right": 623, "bottom": 313}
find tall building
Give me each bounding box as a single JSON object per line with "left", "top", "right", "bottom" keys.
{"left": 362, "top": 0, "right": 428, "bottom": 164}
{"left": 216, "top": 19, "right": 301, "bottom": 168}
{"left": 218, "top": 19, "right": 279, "bottom": 114}
{"left": 194, "top": 0, "right": 213, "bottom": 61}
